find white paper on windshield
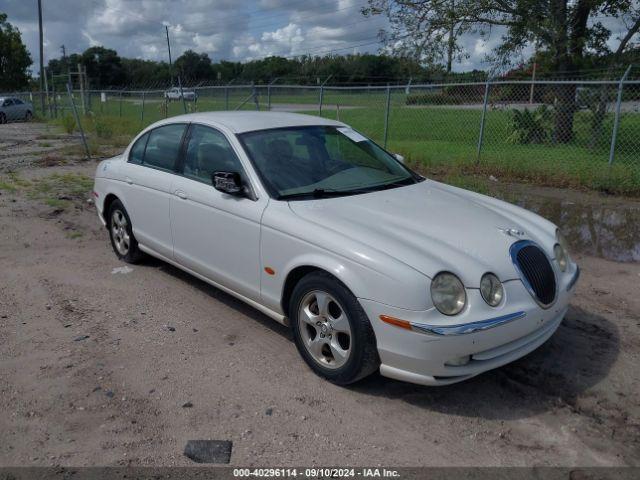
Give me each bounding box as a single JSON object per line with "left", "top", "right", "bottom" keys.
{"left": 337, "top": 127, "right": 368, "bottom": 143}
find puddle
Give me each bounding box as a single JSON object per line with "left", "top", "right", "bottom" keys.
{"left": 496, "top": 188, "right": 640, "bottom": 263}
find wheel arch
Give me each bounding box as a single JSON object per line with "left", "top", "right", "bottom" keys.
{"left": 279, "top": 259, "right": 368, "bottom": 319}
{"left": 102, "top": 193, "right": 120, "bottom": 225}
{"left": 281, "top": 265, "right": 330, "bottom": 318}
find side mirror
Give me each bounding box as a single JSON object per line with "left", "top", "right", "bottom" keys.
{"left": 212, "top": 171, "right": 244, "bottom": 196}
{"left": 393, "top": 153, "right": 405, "bottom": 164}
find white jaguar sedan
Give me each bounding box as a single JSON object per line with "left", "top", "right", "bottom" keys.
{"left": 93, "top": 111, "right": 579, "bottom": 386}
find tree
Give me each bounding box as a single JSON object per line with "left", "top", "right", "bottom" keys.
{"left": 121, "top": 58, "right": 170, "bottom": 87}
{"left": 80, "top": 46, "right": 126, "bottom": 88}
{"left": 365, "top": 0, "right": 640, "bottom": 143}
{"left": 175, "top": 50, "right": 213, "bottom": 83}
{"left": 0, "top": 12, "right": 32, "bottom": 91}
{"left": 363, "top": 1, "right": 471, "bottom": 73}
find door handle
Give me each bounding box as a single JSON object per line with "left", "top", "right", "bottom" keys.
{"left": 125, "top": 176, "right": 133, "bottom": 185}
{"left": 175, "top": 190, "right": 188, "bottom": 200}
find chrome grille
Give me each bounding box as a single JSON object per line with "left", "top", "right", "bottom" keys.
{"left": 510, "top": 241, "right": 556, "bottom": 307}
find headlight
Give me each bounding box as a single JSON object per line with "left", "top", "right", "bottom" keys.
{"left": 480, "top": 273, "right": 504, "bottom": 307}
{"left": 430, "top": 272, "right": 466, "bottom": 316}
{"left": 554, "top": 230, "right": 570, "bottom": 272}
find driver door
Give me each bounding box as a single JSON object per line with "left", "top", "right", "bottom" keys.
{"left": 170, "top": 124, "right": 268, "bottom": 302}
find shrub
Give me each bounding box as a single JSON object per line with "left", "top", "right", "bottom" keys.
{"left": 406, "top": 91, "right": 468, "bottom": 106}
{"left": 507, "top": 105, "right": 553, "bottom": 144}
{"left": 93, "top": 116, "right": 114, "bottom": 139}
{"left": 61, "top": 114, "right": 76, "bottom": 134}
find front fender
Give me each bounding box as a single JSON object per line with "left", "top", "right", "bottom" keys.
{"left": 259, "top": 203, "right": 431, "bottom": 314}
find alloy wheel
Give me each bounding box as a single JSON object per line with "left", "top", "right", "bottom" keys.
{"left": 110, "top": 209, "right": 130, "bottom": 256}
{"left": 297, "top": 290, "right": 352, "bottom": 369}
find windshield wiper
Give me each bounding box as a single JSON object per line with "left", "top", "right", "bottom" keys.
{"left": 277, "top": 188, "right": 363, "bottom": 201}
{"left": 277, "top": 180, "right": 417, "bottom": 201}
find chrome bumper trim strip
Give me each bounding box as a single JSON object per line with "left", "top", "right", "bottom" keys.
{"left": 567, "top": 265, "right": 580, "bottom": 292}
{"left": 411, "top": 311, "right": 527, "bottom": 336}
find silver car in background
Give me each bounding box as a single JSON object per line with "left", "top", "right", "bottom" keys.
{"left": 164, "top": 87, "right": 197, "bottom": 101}
{"left": 0, "top": 97, "right": 33, "bottom": 123}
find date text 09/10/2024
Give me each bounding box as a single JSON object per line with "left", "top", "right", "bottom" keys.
{"left": 232, "top": 468, "right": 400, "bottom": 477}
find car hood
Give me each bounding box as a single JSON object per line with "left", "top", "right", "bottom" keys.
{"left": 288, "top": 180, "right": 557, "bottom": 287}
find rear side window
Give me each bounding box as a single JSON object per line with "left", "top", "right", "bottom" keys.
{"left": 128, "top": 133, "right": 149, "bottom": 164}
{"left": 143, "top": 124, "right": 187, "bottom": 172}
{"left": 3, "top": 99, "right": 13, "bottom": 106}
{"left": 14, "top": 99, "right": 23, "bottom": 105}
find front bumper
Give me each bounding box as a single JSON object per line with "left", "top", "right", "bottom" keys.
{"left": 359, "top": 264, "right": 579, "bottom": 386}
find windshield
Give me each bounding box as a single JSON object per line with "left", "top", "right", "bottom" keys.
{"left": 239, "top": 126, "right": 420, "bottom": 200}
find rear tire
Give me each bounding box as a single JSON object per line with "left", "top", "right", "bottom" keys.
{"left": 107, "top": 199, "right": 143, "bottom": 264}
{"left": 290, "top": 271, "right": 379, "bottom": 385}
{"left": 25, "top": 111, "right": 32, "bottom": 121}
{"left": 0, "top": 113, "right": 6, "bottom": 124}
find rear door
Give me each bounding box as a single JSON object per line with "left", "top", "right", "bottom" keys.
{"left": 121, "top": 123, "right": 188, "bottom": 259}
{"left": 3, "top": 99, "right": 15, "bottom": 120}
{"left": 12, "top": 99, "right": 26, "bottom": 119}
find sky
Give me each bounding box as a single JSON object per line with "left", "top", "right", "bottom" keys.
{"left": 2, "top": 0, "right": 634, "bottom": 75}
{"left": 1, "top": 0, "right": 503, "bottom": 73}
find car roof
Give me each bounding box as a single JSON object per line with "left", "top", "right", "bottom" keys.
{"left": 151, "top": 111, "right": 345, "bottom": 134}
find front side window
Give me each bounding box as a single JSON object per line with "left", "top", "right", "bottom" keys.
{"left": 239, "top": 126, "right": 418, "bottom": 200}
{"left": 13, "top": 99, "right": 23, "bottom": 105}
{"left": 142, "top": 124, "right": 187, "bottom": 172}
{"left": 183, "top": 125, "right": 244, "bottom": 184}
{"left": 3, "top": 99, "right": 13, "bottom": 107}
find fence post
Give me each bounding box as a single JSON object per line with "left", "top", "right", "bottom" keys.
{"left": 141, "top": 91, "right": 145, "bottom": 124}
{"left": 476, "top": 77, "right": 492, "bottom": 164}
{"left": 608, "top": 65, "right": 632, "bottom": 167}
{"left": 383, "top": 84, "right": 391, "bottom": 148}
{"left": 267, "top": 77, "right": 280, "bottom": 112}
{"left": 253, "top": 83, "right": 260, "bottom": 111}
{"left": 267, "top": 85, "right": 271, "bottom": 111}
{"left": 318, "top": 75, "right": 333, "bottom": 116}
{"left": 225, "top": 87, "right": 229, "bottom": 110}
{"left": 51, "top": 74, "right": 57, "bottom": 119}
{"left": 178, "top": 76, "right": 188, "bottom": 114}
{"left": 119, "top": 91, "right": 123, "bottom": 117}
{"left": 66, "top": 82, "right": 91, "bottom": 161}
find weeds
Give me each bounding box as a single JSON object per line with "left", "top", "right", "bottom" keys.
{"left": 66, "top": 231, "right": 84, "bottom": 239}
{"left": 14, "top": 172, "right": 94, "bottom": 212}
{"left": 60, "top": 114, "right": 76, "bottom": 134}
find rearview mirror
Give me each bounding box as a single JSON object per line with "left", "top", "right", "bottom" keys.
{"left": 212, "top": 171, "right": 244, "bottom": 196}
{"left": 393, "top": 153, "right": 405, "bottom": 164}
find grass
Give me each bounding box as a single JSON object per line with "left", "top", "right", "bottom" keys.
{"left": 0, "top": 180, "right": 17, "bottom": 193}
{"left": 66, "top": 231, "right": 84, "bottom": 239}
{"left": 48, "top": 92, "right": 640, "bottom": 196}
{"left": 0, "top": 172, "right": 93, "bottom": 212}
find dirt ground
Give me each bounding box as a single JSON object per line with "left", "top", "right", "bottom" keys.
{"left": 0, "top": 122, "right": 639, "bottom": 467}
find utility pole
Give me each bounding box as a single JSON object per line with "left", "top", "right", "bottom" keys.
{"left": 38, "top": 0, "right": 45, "bottom": 114}
{"left": 60, "top": 45, "right": 67, "bottom": 76}
{"left": 165, "top": 25, "right": 174, "bottom": 87}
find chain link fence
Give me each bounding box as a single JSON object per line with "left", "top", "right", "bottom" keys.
{"left": 3, "top": 70, "right": 640, "bottom": 189}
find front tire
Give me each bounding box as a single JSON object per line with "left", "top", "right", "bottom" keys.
{"left": 290, "top": 271, "right": 379, "bottom": 385}
{"left": 107, "top": 199, "right": 143, "bottom": 264}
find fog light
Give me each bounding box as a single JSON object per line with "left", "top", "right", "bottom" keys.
{"left": 445, "top": 355, "right": 471, "bottom": 366}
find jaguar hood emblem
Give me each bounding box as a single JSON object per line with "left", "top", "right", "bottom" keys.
{"left": 498, "top": 227, "right": 526, "bottom": 238}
